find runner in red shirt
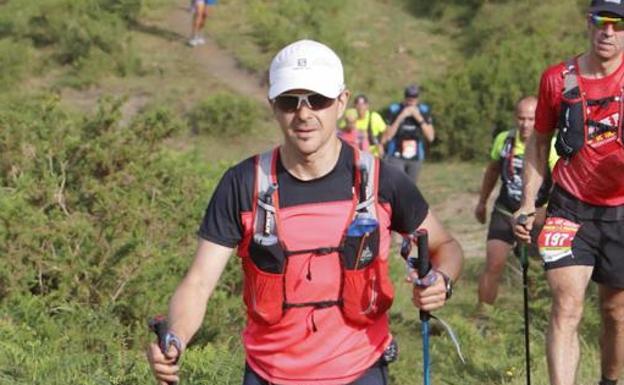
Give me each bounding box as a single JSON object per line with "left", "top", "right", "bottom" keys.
{"left": 146, "top": 39, "right": 464, "bottom": 385}
{"left": 515, "top": 2, "right": 624, "bottom": 385}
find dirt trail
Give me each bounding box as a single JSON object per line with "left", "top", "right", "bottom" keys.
{"left": 161, "top": 4, "right": 267, "bottom": 103}
{"left": 60, "top": 1, "right": 266, "bottom": 121}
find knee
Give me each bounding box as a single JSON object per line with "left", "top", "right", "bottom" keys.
{"left": 552, "top": 296, "right": 584, "bottom": 329}
{"left": 485, "top": 258, "right": 506, "bottom": 275}
{"left": 601, "top": 302, "right": 624, "bottom": 329}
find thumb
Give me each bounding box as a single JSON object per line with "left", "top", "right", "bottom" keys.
{"left": 164, "top": 344, "right": 181, "bottom": 361}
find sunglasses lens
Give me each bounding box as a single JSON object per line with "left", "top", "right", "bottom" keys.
{"left": 591, "top": 14, "right": 624, "bottom": 30}
{"left": 307, "top": 94, "right": 334, "bottom": 110}
{"left": 274, "top": 96, "right": 299, "bottom": 112}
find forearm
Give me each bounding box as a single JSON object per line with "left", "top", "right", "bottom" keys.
{"left": 382, "top": 120, "right": 401, "bottom": 144}
{"left": 432, "top": 238, "right": 463, "bottom": 282}
{"left": 520, "top": 132, "right": 550, "bottom": 210}
{"left": 167, "top": 273, "right": 212, "bottom": 347}
{"left": 421, "top": 122, "right": 435, "bottom": 142}
{"left": 478, "top": 162, "right": 500, "bottom": 204}
{"left": 167, "top": 240, "right": 232, "bottom": 347}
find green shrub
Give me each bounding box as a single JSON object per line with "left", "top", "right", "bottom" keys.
{"left": 187, "top": 92, "right": 267, "bottom": 137}
{"left": 0, "top": 38, "right": 31, "bottom": 89}
{"left": 0, "top": 0, "right": 143, "bottom": 88}
{"left": 422, "top": 0, "right": 587, "bottom": 160}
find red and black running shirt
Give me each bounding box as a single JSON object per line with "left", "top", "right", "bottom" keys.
{"left": 199, "top": 142, "right": 429, "bottom": 248}
{"left": 535, "top": 58, "right": 624, "bottom": 206}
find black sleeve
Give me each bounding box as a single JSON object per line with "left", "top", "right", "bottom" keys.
{"left": 197, "top": 159, "right": 254, "bottom": 248}
{"left": 378, "top": 160, "right": 429, "bottom": 234}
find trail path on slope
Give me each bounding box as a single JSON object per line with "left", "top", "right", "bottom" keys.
{"left": 161, "top": 3, "right": 267, "bottom": 103}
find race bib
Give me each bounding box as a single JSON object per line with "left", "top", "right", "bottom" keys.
{"left": 401, "top": 140, "right": 417, "bottom": 159}
{"left": 538, "top": 217, "right": 580, "bottom": 263}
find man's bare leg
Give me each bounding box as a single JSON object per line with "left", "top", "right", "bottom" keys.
{"left": 600, "top": 285, "right": 624, "bottom": 383}
{"left": 478, "top": 239, "right": 513, "bottom": 304}
{"left": 190, "top": 2, "right": 206, "bottom": 41}
{"left": 546, "top": 265, "right": 592, "bottom": 385}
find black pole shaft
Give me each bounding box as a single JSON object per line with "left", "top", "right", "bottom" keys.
{"left": 521, "top": 248, "right": 531, "bottom": 385}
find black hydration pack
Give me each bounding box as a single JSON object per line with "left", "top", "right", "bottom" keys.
{"left": 555, "top": 58, "right": 624, "bottom": 159}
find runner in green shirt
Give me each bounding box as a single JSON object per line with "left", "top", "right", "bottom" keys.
{"left": 339, "top": 94, "right": 387, "bottom": 157}
{"left": 475, "top": 96, "right": 557, "bottom": 307}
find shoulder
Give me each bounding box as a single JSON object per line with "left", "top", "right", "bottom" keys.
{"left": 371, "top": 111, "right": 385, "bottom": 123}
{"left": 388, "top": 102, "right": 402, "bottom": 115}
{"left": 542, "top": 60, "right": 567, "bottom": 79}
{"left": 228, "top": 154, "right": 256, "bottom": 180}
{"left": 493, "top": 130, "right": 510, "bottom": 145}
{"left": 418, "top": 103, "right": 431, "bottom": 114}
{"left": 539, "top": 60, "right": 568, "bottom": 90}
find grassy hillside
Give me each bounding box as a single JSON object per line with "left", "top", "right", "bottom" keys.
{"left": 0, "top": 0, "right": 606, "bottom": 384}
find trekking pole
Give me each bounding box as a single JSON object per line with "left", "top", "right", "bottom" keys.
{"left": 519, "top": 242, "right": 531, "bottom": 385}
{"left": 149, "top": 315, "right": 180, "bottom": 385}
{"left": 416, "top": 230, "right": 432, "bottom": 385}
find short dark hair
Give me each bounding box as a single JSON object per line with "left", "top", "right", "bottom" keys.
{"left": 354, "top": 94, "right": 368, "bottom": 104}
{"left": 404, "top": 84, "right": 420, "bottom": 98}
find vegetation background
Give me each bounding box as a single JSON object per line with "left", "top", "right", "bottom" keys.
{"left": 0, "top": 0, "right": 604, "bottom": 384}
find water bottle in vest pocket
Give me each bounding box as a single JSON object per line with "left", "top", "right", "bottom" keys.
{"left": 243, "top": 236, "right": 287, "bottom": 325}
{"left": 340, "top": 214, "right": 393, "bottom": 327}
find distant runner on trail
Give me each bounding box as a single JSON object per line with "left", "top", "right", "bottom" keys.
{"left": 475, "top": 96, "right": 557, "bottom": 307}
{"left": 188, "top": 0, "right": 217, "bottom": 47}
{"left": 514, "top": 1, "right": 624, "bottom": 385}
{"left": 339, "top": 94, "right": 387, "bottom": 157}
{"left": 146, "top": 39, "right": 463, "bottom": 385}
{"left": 337, "top": 109, "right": 369, "bottom": 151}
{"left": 381, "top": 84, "right": 435, "bottom": 184}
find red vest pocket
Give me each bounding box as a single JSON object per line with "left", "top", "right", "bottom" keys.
{"left": 243, "top": 258, "right": 285, "bottom": 325}
{"left": 341, "top": 259, "right": 394, "bottom": 327}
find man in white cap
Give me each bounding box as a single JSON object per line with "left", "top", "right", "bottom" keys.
{"left": 146, "top": 39, "right": 463, "bottom": 385}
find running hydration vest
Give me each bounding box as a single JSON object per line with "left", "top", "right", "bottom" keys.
{"left": 555, "top": 58, "right": 624, "bottom": 159}
{"left": 239, "top": 147, "right": 394, "bottom": 328}
{"left": 497, "top": 129, "right": 552, "bottom": 211}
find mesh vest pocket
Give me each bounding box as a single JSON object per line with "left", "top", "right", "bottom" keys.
{"left": 243, "top": 241, "right": 286, "bottom": 325}
{"left": 243, "top": 258, "right": 285, "bottom": 325}
{"left": 342, "top": 259, "right": 394, "bottom": 327}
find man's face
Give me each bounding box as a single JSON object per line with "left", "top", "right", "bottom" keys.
{"left": 515, "top": 100, "right": 536, "bottom": 141}
{"left": 588, "top": 13, "right": 624, "bottom": 61}
{"left": 404, "top": 96, "right": 418, "bottom": 107}
{"left": 272, "top": 89, "right": 349, "bottom": 155}
{"left": 355, "top": 99, "right": 368, "bottom": 117}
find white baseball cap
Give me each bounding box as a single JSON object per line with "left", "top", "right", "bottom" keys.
{"left": 268, "top": 39, "right": 345, "bottom": 100}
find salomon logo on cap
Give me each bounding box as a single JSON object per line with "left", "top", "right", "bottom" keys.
{"left": 268, "top": 39, "right": 345, "bottom": 100}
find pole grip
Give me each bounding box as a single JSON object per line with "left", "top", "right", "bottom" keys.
{"left": 416, "top": 230, "right": 431, "bottom": 322}
{"left": 148, "top": 316, "right": 178, "bottom": 385}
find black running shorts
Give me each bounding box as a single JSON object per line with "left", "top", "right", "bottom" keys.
{"left": 540, "top": 187, "right": 624, "bottom": 288}
{"left": 487, "top": 206, "right": 542, "bottom": 245}
{"left": 487, "top": 207, "right": 516, "bottom": 244}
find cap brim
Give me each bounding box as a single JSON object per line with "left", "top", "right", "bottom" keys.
{"left": 590, "top": 4, "right": 624, "bottom": 17}
{"left": 268, "top": 71, "right": 343, "bottom": 99}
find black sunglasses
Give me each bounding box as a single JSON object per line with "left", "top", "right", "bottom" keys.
{"left": 272, "top": 92, "right": 335, "bottom": 113}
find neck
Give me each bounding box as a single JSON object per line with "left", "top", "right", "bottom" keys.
{"left": 279, "top": 137, "right": 342, "bottom": 181}
{"left": 580, "top": 52, "right": 623, "bottom": 78}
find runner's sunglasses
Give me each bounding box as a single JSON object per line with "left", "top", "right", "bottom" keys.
{"left": 272, "top": 92, "right": 335, "bottom": 113}
{"left": 589, "top": 14, "right": 624, "bottom": 31}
